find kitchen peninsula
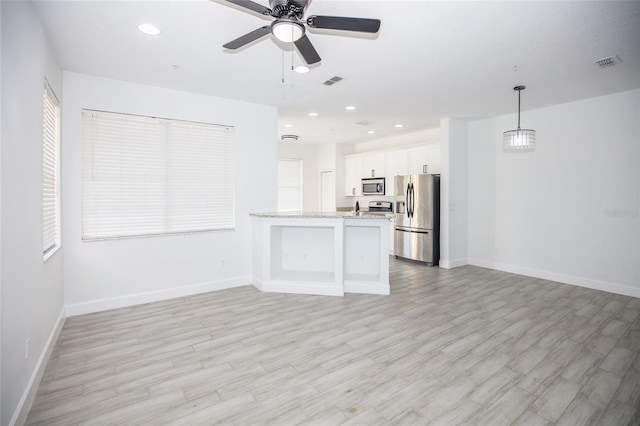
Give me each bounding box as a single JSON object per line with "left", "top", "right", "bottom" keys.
{"left": 251, "top": 212, "right": 390, "bottom": 296}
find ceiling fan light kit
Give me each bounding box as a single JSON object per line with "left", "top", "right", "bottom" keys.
{"left": 220, "top": 0, "right": 381, "bottom": 65}
{"left": 503, "top": 85, "right": 536, "bottom": 152}
{"left": 272, "top": 19, "right": 304, "bottom": 42}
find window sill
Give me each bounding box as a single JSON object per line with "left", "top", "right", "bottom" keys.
{"left": 43, "top": 244, "right": 62, "bottom": 262}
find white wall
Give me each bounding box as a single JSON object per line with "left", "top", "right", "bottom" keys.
{"left": 440, "top": 118, "right": 469, "bottom": 269}
{"left": 278, "top": 142, "right": 319, "bottom": 212}
{"left": 1, "top": 4, "right": 3, "bottom": 424}
{"left": 317, "top": 144, "right": 337, "bottom": 212}
{"left": 62, "top": 72, "right": 278, "bottom": 314}
{"left": 468, "top": 89, "right": 640, "bottom": 297}
{"left": 1, "top": 2, "right": 65, "bottom": 424}
{"left": 335, "top": 143, "right": 352, "bottom": 209}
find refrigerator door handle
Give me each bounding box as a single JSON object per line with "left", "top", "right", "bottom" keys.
{"left": 406, "top": 184, "right": 411, "bottom": 219}
{"left": 409, "top": 183, "right": 414, "bottom": 218}
{"left": 410, "top": 183, "right": 414, "bottom": 218}
{"left": 408, "top": 183, "right": 412, "bottom": 218}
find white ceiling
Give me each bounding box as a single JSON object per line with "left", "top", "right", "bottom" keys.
{"left": 33, "top": 0, "right": 640, "bottom": 145}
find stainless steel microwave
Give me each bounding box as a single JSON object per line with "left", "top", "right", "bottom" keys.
{"left": 362, "top": 177, "right": 385, "bottom": 195}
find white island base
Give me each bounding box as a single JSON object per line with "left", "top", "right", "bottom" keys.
{"left": 251, "top": 213, "right": 390, "bottom": 296}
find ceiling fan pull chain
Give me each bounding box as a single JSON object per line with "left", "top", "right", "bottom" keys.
{"left": 281, "top": 49, "right": 285, "bottom": 83}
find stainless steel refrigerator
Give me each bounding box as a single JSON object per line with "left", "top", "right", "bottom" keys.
{"left": 394, "top": 174, "right": 440, "bottom": 265}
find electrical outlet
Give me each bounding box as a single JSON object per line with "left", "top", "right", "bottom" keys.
{"left": 25, "top": 338, "right": 30, "bottom": 359}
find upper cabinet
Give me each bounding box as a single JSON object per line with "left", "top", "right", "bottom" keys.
{"left": 384, "top": 151, "right": 399, "bottom": 186}
{"left": 408, "top": 146, "right": 429, "bottom": 175}
{"left": 426, "top": 144, "right": 441, "bottom": 174}
{"left": 344, "top": 144, "right": 441, "bottom": 196}
{"left": 362, "top": 152, "right": 385, "bottom": 178}
{"left": 404, "top": 145, "right": 441, "bottom": 174}
{"left": 344, "top": 154, "right": 363, "bottom": 196}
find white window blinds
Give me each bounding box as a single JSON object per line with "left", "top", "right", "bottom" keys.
{"left": 82, "top": 110, "right": 235, "bottom": 240}
{"left": 43, "top": 83, "right": 61, "bottom": 257}
{"left": 277, "top": 159, "right": 302, "bottom": 212}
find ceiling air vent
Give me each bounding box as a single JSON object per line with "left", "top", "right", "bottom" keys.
{"left": 323, "top": 76, "right": 343, "bottom": 86}
{"left": 281, "top": 134, "right": 299, "bottom": 141}
{"left": 594, "top": 55, "right": 622, "bottom": 69}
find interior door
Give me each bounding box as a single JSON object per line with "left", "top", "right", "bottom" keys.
{"left": 410, "top": 174, "right": 434, "bottom": 230}
{"left": 394, "top": 175, "right": 411, "bottom": 228}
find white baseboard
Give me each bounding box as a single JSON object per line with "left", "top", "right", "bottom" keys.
{"left": 254, "top": 277, "right": 344, "bottom": 297}
{"left": 439, "top": 258, "right": 468, "bottom": 269}
{"left": 344, "top": 282, "right": 390, "bottom": 295}
{"left": 10, "top": 308, "right": 66, "bottom": 426}
{"left": 65, "top": 276, "right": 251, "bottom": 317}
{"left": 467, "top": 257, "right": 640, "bottom": 298}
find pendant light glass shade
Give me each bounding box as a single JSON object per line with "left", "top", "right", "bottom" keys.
{"left": 503, "top": 85, "right": 535, "bottom": 152}
{"left": 503, "top": 128, "right": 536, "bottom": 151}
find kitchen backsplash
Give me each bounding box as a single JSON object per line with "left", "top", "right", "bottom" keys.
{"left": 339, "top": 195, "right": 394, "bottom": 212}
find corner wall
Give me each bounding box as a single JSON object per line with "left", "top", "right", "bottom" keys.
{"left": 62, "top": 72, "right": 278, "bottom": 314}
{"left": 1, "top": 2, "right": 65, "bottom": 424}
{"left": 440, "top": 118, "right": 469, "bottom": 269}
{"left": 467, "top": 89, "right": 640, "bottom": 297}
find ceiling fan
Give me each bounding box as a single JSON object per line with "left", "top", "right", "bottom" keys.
{"left": 219, "top": 0, "right": 381, "bottom": 64}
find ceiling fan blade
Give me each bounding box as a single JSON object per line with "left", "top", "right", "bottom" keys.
{"left": 223, "top": 0, "right": 272, "bottom": 16}
{"left": 223, "top": 26, "right": 271, "bottom": 49}
{"left": 294, "top": 34, "right": 321, "bottom": 64}
{"left": 306, "top": 15, "right": 381, "bottom": 33}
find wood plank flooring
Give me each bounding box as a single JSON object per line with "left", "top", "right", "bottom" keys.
{"left": 27, "top": 258, "right": 640, "bottom": 425}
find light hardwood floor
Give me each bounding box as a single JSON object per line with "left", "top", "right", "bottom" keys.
{"left": 27, "top": 258, "right": 640, "bottom": 425}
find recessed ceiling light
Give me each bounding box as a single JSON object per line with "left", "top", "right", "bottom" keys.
{"left": 368, "top": 130, "right": 376, "bottom": 134}
{"left": 345, "top": 106, "right": 356, "bottom": 111}
{"left": 394, "top": 124, "right": 404, "bottom": 128}
{"left": 308, "top": 112, "right": 318, "bottom": 117}
{"left": 285, "top": 124, "right": 294, "bottom": 128}
{"left": 294, "top": 66, "right": 310, "bottom": 73}
{"left": 138, "top": 23, "right": 160, "bottom": 36}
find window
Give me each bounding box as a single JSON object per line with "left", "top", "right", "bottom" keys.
{"left": 277, "top": 159, "right": 302, "bottom": 212}
{"left": 43, "top": 82, "right": 61, "bottom": 259}
{"left": 81, "top": 110, "right": 235, "bottom": 240}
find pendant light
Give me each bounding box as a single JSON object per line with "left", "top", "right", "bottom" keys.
{"left": 503, "top": 85, "right": 535, "bottom": 152}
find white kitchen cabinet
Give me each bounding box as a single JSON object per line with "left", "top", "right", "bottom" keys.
{"left": 395, "top": 149, "right": 410, "bottom": 176}
{"left": 408, "top": 146, "right": 429, "bottom": 175}
{"left": 384, "top": 151, "right": 399, "bottom": 195}
{"left": 344, "top": 154, "right": 363, "bottom": 196}
{"left": 426, "top": 144, "right": 442, "bottom": 174}
{"left": 362, "top": 152, "right": 385, "bottom": 178}
{"left": 384, "top": 151, "right": 398, "bottom": 180}
{"left": 344, "top": 143, "right": 441, "bottom": 197}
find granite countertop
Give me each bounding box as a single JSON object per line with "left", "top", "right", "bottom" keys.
{"left": 250, "top": 211, "right": 389, "bottom": 219}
